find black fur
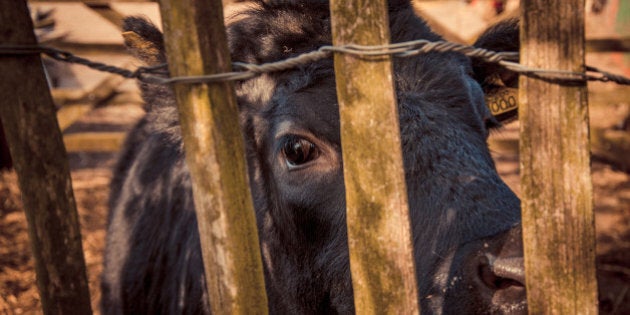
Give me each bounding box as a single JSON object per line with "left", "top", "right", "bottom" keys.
{"left": 472, "top": 19, "right": 520, "bottom": 98}
{"left": 103, "top": 1, "right": 524, "bottom": 314}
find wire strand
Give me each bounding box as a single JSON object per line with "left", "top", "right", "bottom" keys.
{"left": 0, "top": 41, "right": 628, "bottom": 86}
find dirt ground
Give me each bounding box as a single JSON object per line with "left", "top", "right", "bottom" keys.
{"left": 0, "top": 99, "right": 145, "bottom": 313}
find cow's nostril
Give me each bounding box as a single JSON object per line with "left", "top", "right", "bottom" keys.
{"left": 479, "top": 255, "right": 525, "bottom": 290}
{"left": 476, "top": 254, "right": 526, "bottom": 314}
{"left": 479, "top": 260, "right": 525, "bottom": 290}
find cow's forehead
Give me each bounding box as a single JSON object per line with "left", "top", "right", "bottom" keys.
{"left": 239, "top": 57, "right": 481, "bottom": 149}
{"left": 227, "top": 3, "right": 331, "bottom": 66}
{"left": 229, "top": 2, "right": 485, "bottom": 147}
{"left": 264, "top": 71, "right": 340, "bottom": 144}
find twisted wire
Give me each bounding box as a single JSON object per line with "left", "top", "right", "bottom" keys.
{"left": 0, "top": 41, "right": 628, "bottom": 85}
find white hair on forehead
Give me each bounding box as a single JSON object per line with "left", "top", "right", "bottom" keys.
{"left": 224, "top": 1, "right": 262, "bottom": 26}
{"left": 236, "top": 74, "right": 277, "bottom": 106}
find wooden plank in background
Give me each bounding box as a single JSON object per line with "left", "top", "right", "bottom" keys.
{"left": 29, "top": 2, "right": 123, "bottom": 46}
{"left": 85, "top": 2, "right": 126, "bottom": 30}
{"left": 56, "top": 59, "right": 133, "bottom": 131}
{"left": 63, "top": 132, "right": 125, "bottom": 152}
{"left": 587, "top": 37, "right": 630, "bottom": 52}
{"left": 591, "top": 129, "right": 630, "bottom": 173}
{"left": 110, "top": 2, "right": 162, "bottom": 29}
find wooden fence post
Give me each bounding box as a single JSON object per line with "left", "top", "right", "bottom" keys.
{"left": 330, "top": 1, "right": 420, "bottom": 314}
{"left": 0, "top": 1, "right": 92, "bottom": 314}
{"left": 157, "top": 0, "right": 268, "bottom": 313}
{"left": 519, "top": 1, "right": 598, "bottom": 314}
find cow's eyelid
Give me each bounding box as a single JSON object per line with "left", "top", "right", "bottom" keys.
{"left": 279, "top": 134, "right": 320, "bottom": 170}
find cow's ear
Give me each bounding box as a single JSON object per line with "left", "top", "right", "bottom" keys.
{"left": 472, "top": 19, "right": 519, "bottom": 123}
{"left": 122, "top": 16, "right": 166, "bottom": 66}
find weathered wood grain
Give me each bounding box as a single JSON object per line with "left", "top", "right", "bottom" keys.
{"left": 519, "top": 0, "right": 598, "bottom": 314}
{"left": 157, "top": 0, "right": 268, "bottom": 313}
{"left": 330, "top": 1, "right": 420, "bottom": 314}
{"left": 0, "top": 1, "right": 92, "bottom": 314}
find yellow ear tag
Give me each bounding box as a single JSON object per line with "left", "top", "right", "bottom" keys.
{"left": 485, "top": 87, "right": 518, "bottom": 117}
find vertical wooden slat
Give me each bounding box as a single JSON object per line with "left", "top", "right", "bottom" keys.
{"left": 329, "top": 1, "right": 420, "bottom": 314}
{"left": 519, "top": 1, "right": 598, "bottom": 314}
{"left": 0, "top": 1, "right": 92, "bottom": 314}
{"left": 157, "top": 0, "right": 268, "bottom": 314}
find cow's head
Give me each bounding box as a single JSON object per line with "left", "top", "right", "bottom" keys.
{"left": 122, "top": 1, "right": 524, "bottom": 313}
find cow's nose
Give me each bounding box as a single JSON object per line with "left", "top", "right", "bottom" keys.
{"left": 469, "top": 226, "right": 527, "bottom": 314}
{"left": 478, "top": 254, "right": 525, "bottom": 305}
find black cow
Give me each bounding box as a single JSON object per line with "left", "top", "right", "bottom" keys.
{"left": 102, "top": 1, "right": 525, "bottom": 314}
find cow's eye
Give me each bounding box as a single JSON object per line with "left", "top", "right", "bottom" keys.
{"left": 282, "top": 136, "right": 319, "bottom": 169}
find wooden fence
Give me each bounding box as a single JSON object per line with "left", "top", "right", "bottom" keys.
{"left": 2, "top": 0, "right": 627, "bottom": 168}
{"left": 330, "top": 1, "right": 419, "bottom": 313}
{"left": 519, "top": 1, "right": 598, "bottom": 313}
{"left": 157, "top": 0, "right": 267, "bottom": 313}
{"left": 0, "top": 0, "right": 604, "bottom": 314}
{"left": 0, "top": 2, "right": 92, "bottom": 313}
